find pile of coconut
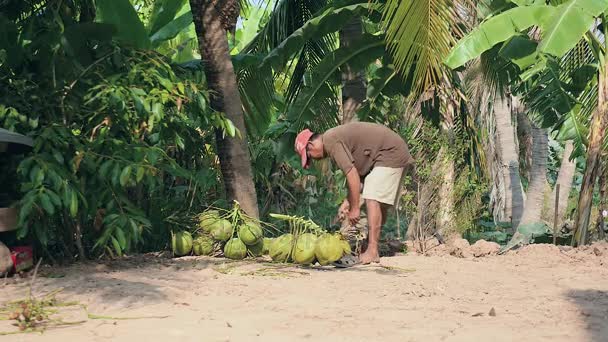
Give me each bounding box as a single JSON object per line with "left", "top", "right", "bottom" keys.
{"left": 171, "top": 208, "right": 352, "bottom": 266}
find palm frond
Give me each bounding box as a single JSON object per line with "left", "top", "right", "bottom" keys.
{"left": 285, "top": 33, "right": 386, "bottom": 130}
{"left": 232, "top": 54, "right": 276, "bottom": 137}
{"left": 243, "top": 0, "right": 333, "bottom": 102}
{"left": 380, "top": 0, "right": 475, "bottom": 95}
{"left": 516, "top": 37, "right": 598, "bottom": 160}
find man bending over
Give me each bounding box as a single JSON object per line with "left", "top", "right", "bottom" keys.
{"left": 294, "top": 122, "right": 415, "bottom": 265}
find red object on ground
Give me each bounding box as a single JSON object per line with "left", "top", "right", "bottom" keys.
{"left": 10, "top": 246, "right": 33, "bottom": 273}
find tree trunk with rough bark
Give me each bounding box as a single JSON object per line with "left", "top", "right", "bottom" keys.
{"left": 596, "top": 162, "right": 607, "bottom": 240}
{"left": 493, "top": 96, "right": 524, "bottom": 231}
{"left": 519, "top": 123, "right": 548, "bottom": 225}
{"left": 339, "top": 17, "right": 366, "bottom": 123}
{"left": 573, "top": 63, "right": 608, "bottom": 245}
{"left": 547, "top": 141, "right": 576, "bottom": 227}
{"left": 190, "top": 0, "right": 260, "bottom": 218}
{"left": 437, "top": 84, "right": 456, "bottom": 237}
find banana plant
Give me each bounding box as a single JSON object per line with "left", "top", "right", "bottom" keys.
{"left": 443, "top": 0, "right": 608, "bottom": 245}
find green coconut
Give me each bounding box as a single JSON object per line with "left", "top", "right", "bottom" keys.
{"left": 247, "top": 239, "right": 264, "bottom": 257}
{"left": 262, "top": 237, "right": 273, "bottom": 255}
{"left": 172, "top": 231, "right": 193, "bottom": 256}
{"left": 224, "top": 238, "right": 247, "bottom": 260}
{"left": 269, "top": 233, "right": 294, "bottom": 262}
{"left": 192, "top": 235, "right": 215, "bottom": 256}
{"left": 314, "top": 233, "right": 344, "bottom": 265}
{"left": 293, "top": 233, "right": 317, "bottom": 264}
{"left": 210, "top": 219, "right": 233, "bottom": 241}
{"left": 340, "top": 239, "right": 352, "bottom": 255}
{"left": 238, "top": 221, "right": 263, "bottom": 245}
{"left": 198, "top": 210, "right": 221, "bottom": 233}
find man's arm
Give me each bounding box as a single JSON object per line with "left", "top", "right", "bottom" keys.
{"left": 345, "top": 166, "right": 361, "bottom": 224}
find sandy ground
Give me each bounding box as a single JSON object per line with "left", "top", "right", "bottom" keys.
{"left": 1, "top": 243, "right": 608, "bottom": 342}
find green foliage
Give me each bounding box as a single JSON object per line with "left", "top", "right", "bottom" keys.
{"left": 445, "top": 0, "right": 608, "bottom": 68}
{"left": 260, "top": 1, "right": 379, "bottom": 71}
{"left": 0, "top": 3, "right": 233, "bottom": 259}
{"left": 452, "top": 167, "right": 489, "bottom": 234}
{"left": 286, "top": 34, "right": 386, "bottom": 129}
{"left": 243, "top": 0, "right": 335, "bottom": 105}
{"left": 444, "top": 6, "right": 547, "bottom": 69}
{"left": 97, "top": 0, "right": 152, "bottom": 49}
{"left": 381, "top": 0, "right": 472, "bottom": 95}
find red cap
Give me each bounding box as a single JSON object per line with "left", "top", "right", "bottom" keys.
{"left": 294, "top": 129, "right": 314, "bottom": 169}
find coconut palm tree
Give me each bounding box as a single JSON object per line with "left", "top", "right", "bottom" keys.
{"left": 189, "top": 0, "right": 260, "bottom": 218}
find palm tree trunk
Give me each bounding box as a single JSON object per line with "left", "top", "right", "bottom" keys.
{"left": 573, "top": 64, "right": 608, "bottom": 245}
{"left": 339, "top": 17, "right": 365, "bottom": 123}
{"left": 596, "top": 162, "right": 606, "bottom": 240}
{"left": 437, "top": 84, "right": 456, "bottom": 237}
{"left": 519, "top": 124, "right": 548, "bottom": 225}
{"left": 547, "top": 140, "right": 576, "bottom": 227}
{"left": 493, "top": 96, "right": 524, "bottom": 231}
{"left": 190, "top": 0, "right": 260, "bottom": 218}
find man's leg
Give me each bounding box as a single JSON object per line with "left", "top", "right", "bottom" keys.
{"left": 360, "top": 199, "right": 382, "bottom": 264}
{"left": 360, "top": 200, "right": 391, "bottom": 264}
{"left": 359, "top": 166, "right": 403, "bottom": 264}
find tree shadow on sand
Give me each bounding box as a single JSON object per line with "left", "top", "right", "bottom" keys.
{"left": 566, "top": 289, "right": 608, "bottom": 342}
{"left": 7, "top": 255, "right": 249, "bottom": 309}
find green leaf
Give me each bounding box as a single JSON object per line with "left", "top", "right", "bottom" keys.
{"left": 148, "top": 0, "right": 189, "bottom": 36}
{"left": 537, "top": 0, "right": 608, "bottom": 57}
{"left": 111, "top": 236, "right": 123, "bottom": 256}
{"left": 62, "top": 186, "right": 72, "bottom": 208}
{"left": 150, "top": 11, "right": 193, "bottom": 45}
{"left": 119, "top": 166, "right": 132, "bottom": 187}
{"left": 96, "top": 0, "right": 151, "bottom": 49}
{"left": 444, "top": 6, "right": 551, "bottom": 69}
{"left": 111, "top": 164, "right": 122, "bottom": 186}
{"left": 39, "top": 192, "right": 55, "bottom": 215}
{"left": 115, "top": 227, "right": 127, "bottom": 251}
{"left": 366, "top": 65, "right": 413, "bottom": 100}
{"left": 34, "top": 223, "right": 48, "bottom": 246}
{"left": 46, "top": 189, "right": 62, "bottom": 207}
{"left": 224, "top": 118, "right": 237, "bottom": 137}
{"left": 261, "top": 2, "right": 379, "bottom": 71}
{"left": 286, "top": 34, "right": 386, "bottom": 127}
{"left": 33, "top": 166, "right": 44, "bottom": 185}
{"left": 498, "top": 35, "right": 538, "bottom": 69}
{"left": 136, "top": 167, "right": 146, "bottom": 182}
{"left": 69, "top": 190, "right": 78, "bottom": 218}
{"left": 99, "top": 159, "right": 113, "bottom": 178}
{"left": 53, "top": 151, "right": 64, "bottom": 164}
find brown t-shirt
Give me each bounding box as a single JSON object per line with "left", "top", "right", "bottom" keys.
{"left": 322, "top": 122, "right": 414, "bottom": 177}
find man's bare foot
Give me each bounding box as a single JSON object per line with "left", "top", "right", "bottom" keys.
{"left": 359, "top": 250, "right": 380, "bottom": 264}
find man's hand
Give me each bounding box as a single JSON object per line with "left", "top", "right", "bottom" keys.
{"left": 348, "top": 206, "right": 360, "bottom": 225}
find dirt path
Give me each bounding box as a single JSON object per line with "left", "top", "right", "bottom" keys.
{"left": 1, "top": 243, "right": 607, "bottom": 342}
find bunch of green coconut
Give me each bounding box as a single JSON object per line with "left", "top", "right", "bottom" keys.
{"left": 264, "top": 213, "right": 352, "bottom": 266}
{"left": 171, "top": 204, "right": 270, "bottom": 259}
{"left": 171, "top": 206, "right": 352, "bottom": 266}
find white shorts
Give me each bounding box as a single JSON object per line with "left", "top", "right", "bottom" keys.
{"left": 361, "top": 166, "right": 404, "bottom": 206}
